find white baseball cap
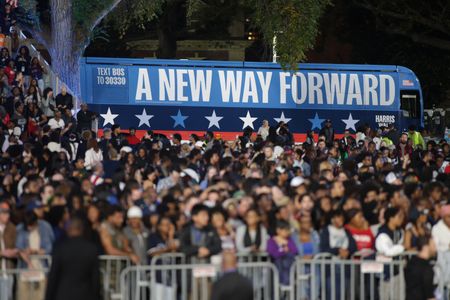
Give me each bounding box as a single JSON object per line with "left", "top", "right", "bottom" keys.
{"left": 120, "top": 146, "right": 133, "bottom": 153}
{"left": 181, "top": 168, "right": 200, "bottom": 183}
{"left": 127, "top": 206, "right": 143, "bottom": 219}
{"left": 290, "top": 176, "right": 305, "bottom": 187}
{"left": 385, "top": 172, "right": 402, "bottom": 185}
{"left": 194, "top": 141, "right": 204, "bottom": 148}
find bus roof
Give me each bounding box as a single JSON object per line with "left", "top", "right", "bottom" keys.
{"left": 83, "top": 57, "right": 414, "bottom": 74}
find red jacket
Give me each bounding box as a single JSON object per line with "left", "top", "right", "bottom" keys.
{"left": 345, "top": 225, "right": 375, "bottom": 251}
{"left": 4, "top": 66, "right": 15, "bottom": 85}
{"left": 127, "top": 135, "right": 140, "bottom": 145}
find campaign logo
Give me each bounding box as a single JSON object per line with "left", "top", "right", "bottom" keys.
{"left": 375, "top": 115, "right": 395, "bottom": 127}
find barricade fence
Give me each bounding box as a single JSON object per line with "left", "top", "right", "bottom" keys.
{"left": 119, "top": 261, "right": 279, "bottom": 300}
{"left": 99, "top": 255, "right": 132, "bottom": 300}
{"left": 289, "top": 255, "right": 407, "bottom": 300}
{"left": 2, "top": 252, "right": 450, "bottom": 300}
{"left": 0, "top": 255, "right": 51, "bottom": 300}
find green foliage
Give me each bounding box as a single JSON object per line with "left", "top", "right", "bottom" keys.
{"left": 106, "top": 0, "right": 166, "bottom": 38}
{"left": 104, "top": 0, "right": 331, "bottom": 68}
{"left": 15, "top": 0, "right": 39, "bottom": 28}
{"left": 18, "top": 0, "right": 331, "bottom": 70}
{"left": 187, "top": 0, "right": 241, "bottom": 37}
{"left": 73, "top": 0, "right": 122, "bottom": 31}
{"left": 90, "top": 26, "right": 111, "bottom": 43}
{"left": 247, "top": 0, "right": 331, "bottom": 68}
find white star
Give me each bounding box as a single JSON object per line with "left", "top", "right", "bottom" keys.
{"left": 135, "top": 108, "right": 154, "bottom": 128}
{"left": 342, "top": 113, "right": 360, "bottom": 131}
{"left": 239, "top": 110, "right": 258, "bottom": 130}
{"left": 205, "top": 110, "right": 223, "bottom": 129}
{"left": 100, "top": 107, "right": 118, "bottom": 127}
{"left": 274, "top": 112, "right": 292, "bottom": 124}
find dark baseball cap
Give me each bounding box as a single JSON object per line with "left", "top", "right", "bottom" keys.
{"left": 26, "top": 200, "right": 44, "bottom": 212}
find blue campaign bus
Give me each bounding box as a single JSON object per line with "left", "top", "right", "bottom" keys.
{"left": 80, "top": 57, "right": 423, "bottom": 141}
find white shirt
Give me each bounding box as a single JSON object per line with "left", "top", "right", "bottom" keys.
{"left": 257, "top": 126, "right": 269, "bottom": 141}
{"left": 84, "top": 148, "right": 103, "bottom": 170}
{"left": 356, "top": 132, "right": 366, "bottom": 143}
{"left": 373, "top": 137, "right": 382, "bottom": 150}
{"left": 69, "top": 142, "right": 79, "bottom": 162}
{"left": 375, "top": 231, "right": 405, "bottom": 257}
{"left": 328, "top": 225, "right": 349, "bottom": 249}
{"left": 48, "top": 118, "right": 65, "bottom": 130}
{"left": 432, "top": 220, "right": 450, "bottom": 252}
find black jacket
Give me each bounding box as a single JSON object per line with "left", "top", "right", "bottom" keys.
{"left": 55, "top": 93, "right": 73, "bottom": 110}
{"left": 76, "top": 110, "right": 96, "bottom": 133}
{"left": 76, "top": 140, "right": 88, "bottom": 160}
{"left": 45, "top": 236, "right": 100, "bottom": 300}
{"left": 320, "top": 126, "right": 335, "bottom": 146}
{"left": 179, "top": 224, "right": 222, "bottom": 258}
{"left": 211, "top": 271, "right": 253, "bottom": 300}
{"left": 405, "top": 256, "right": 435, "bottom": 300}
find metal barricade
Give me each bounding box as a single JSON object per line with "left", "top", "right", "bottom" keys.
{"left": 148, "top": 252, "right": 271, "bottom": 300}
{"left": 119, "top": 261, "right": 280, "bottom": 300}
{"left": 149, "top": 253, "right": 188, "bottom": 300}
{"left": 289, "top": 253, "right": 407, "bottom": 300}
{"left": 150, "top": 252, "right": 187, "bottom": 266}
{"left": 150, "top": 252, "right": 269, "bottom": 265}
{"left": 99, "top": 255, "right": 131, "bottom": 300}
{"left": 28, "top": 255, "right": 52, "bottom": 267}
{"left": 235, "top": 252, "right": 272, "bottom": 299}
{"left": 0, "top": 267, "right": 49, "bottom": 300}
{"left": 236, "top": 252, "right": 269, "bottom": 263}
{"left": 238, "top": 262, "right": 279, "bottom": 300}
{"left": 398, "top": 251, "right": 418, "bottom": 260}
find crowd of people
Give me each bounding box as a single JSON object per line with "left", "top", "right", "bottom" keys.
{"left": 0, "top": 87, "right": 450, "bottom": 295}
{"left": 0, "top": 2, "right": 447, "bottom": 300}
{"left": 0, "top": 38, "right": 450, "bottom": 297}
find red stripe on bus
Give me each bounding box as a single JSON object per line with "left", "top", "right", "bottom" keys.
{"left": 98, "top": 129, "right": 348, "bottom": 143}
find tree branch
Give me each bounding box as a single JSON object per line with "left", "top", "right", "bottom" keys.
{"left": 408, "top": 33, "right": 450, "bottom": 51}
{"left": 19, "top": 23, "right": 53, "bottom": 51}
{"left": 88, "top": 0, "right": 124, "bottom": 33}
{"left": 383, "top": 25, "right": 450, "bottom": 51}
{"left": 73, "top": 0, "right": 125, "bottom": 55}
{"left": 357, "top": 1, "right": 450, "bottom": 36}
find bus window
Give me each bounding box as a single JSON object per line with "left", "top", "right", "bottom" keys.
{"left": 400, "top": 90, "right": 420, "bottom": 119}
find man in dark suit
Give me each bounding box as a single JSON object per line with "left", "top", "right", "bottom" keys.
{"left": 320, "top": 119, "right": 335, "bottom": 147}
{"left": 339, "top": 129, "right": 357, "bottom": 155}
{"left": 45, "top": 217, "right": 100, "bottom": 300}
{"left": 76, "top": 103, "right": 96, "bottom": 133}
{"left": 55, "top": 87, "right": 73, "bottom": 111}
{"left": 211, "top": 251, "right": 253, "bottom": 300}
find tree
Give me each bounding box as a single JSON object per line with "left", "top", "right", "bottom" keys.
{"left": 18, "top": 0, "right": 330, "bottom": 98}
{"left": 247, "top": 0, "right": 331, "bottom": 68}
{"left": 352, "top": 0, "right": 450, "bottom": 106}
{"left": 18, "top": 0, "right": 126, "bottom": 97}
{"left": 109, "top": 0, "right": 331, "bottom": 67}
{"left": 357, "top": 0, "right": 450, "bottom": 51}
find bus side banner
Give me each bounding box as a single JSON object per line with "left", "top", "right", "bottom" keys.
{"left": 82, "top": 64, "right": 399, "bottom": 111}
